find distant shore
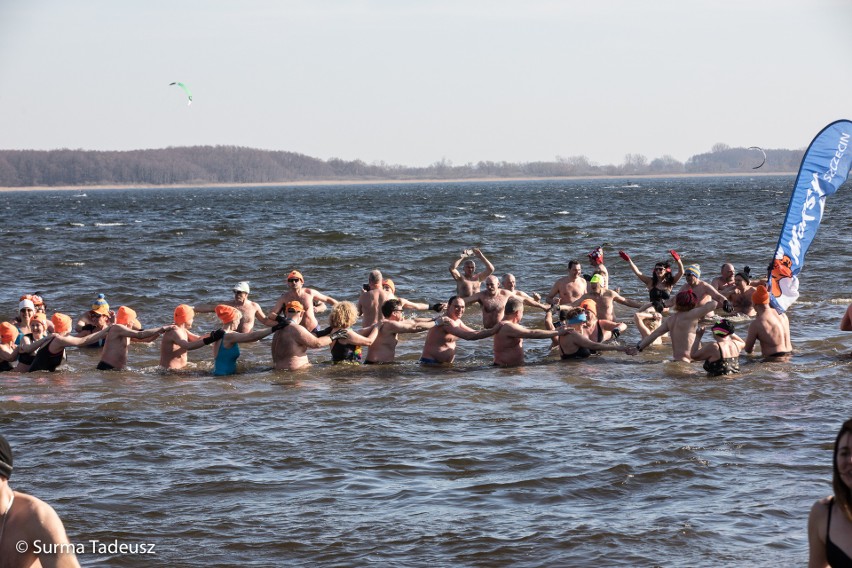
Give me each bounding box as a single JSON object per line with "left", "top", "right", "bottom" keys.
{"left": 0, "top": 171, "right": 794, "bottom": 193}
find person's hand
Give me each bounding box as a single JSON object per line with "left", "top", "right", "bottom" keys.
{"left": 531, "top": 292, "right": 541, "bottom": 301}
{"left": 271, "top": 318, "right": 291, "bottom": 332}
{"left": 329, "top": 329, "right": 349, "bottom": 341}
{"left": 695, "top": 326, "right": 705, "bottom": 336}
{"left": 431, "top": 303, "right": 446, "bottom": 313}
{"left": 557, "top": 327, "right": 574, "bottom": 336}
{"left": 472, "top": 248, "right": 483, "bottom": 257}
{"left": 619, "top": 250, "right": 631, "bottom": 262}
{"left": 203, "top": 328, "right": 225, "bottom": 345}
{"left": 723, "top": 300, "right": 734, "bottom": 313}
{"left": 669, "top": 249, "right": 681, "bottom": 261}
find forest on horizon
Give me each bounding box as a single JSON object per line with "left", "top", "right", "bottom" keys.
{"left": 0, "top": 143, "right": 803, "bottom": 187}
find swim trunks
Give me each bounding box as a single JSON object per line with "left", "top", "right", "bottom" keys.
{"left": 96, "top": 361, "right": 116, "bottom": 371}
{"left": 419, "top": 357, "right": 442, "bottom": 365}
{"left": 767, "top": 351, "right": 792, "bottom": 358}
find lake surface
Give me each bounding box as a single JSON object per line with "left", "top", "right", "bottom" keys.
{"left": 1, "top": 176, "right": 851, "bottom": 566}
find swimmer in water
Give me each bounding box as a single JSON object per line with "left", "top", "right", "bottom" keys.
{"left": 689, "top": 318, "right": 745, "bottom": 376}
{"left": 449, "top": 248, "right": 495, "bottom": 298}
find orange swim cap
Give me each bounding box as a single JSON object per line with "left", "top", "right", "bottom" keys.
{"left": 174, "top": 304, "right": 194, "bottom": 325}
{"left": 52, "top": 313, "right": 72, "bottom": 334}
{"left": 285, "top": 300, "right": 304, "bottom": 313}
{"left": 752, "top": 285, "right": 770, "bottom": 305}
{"left": 580, "top": 299, "right": 597, "bottom": 316}
{"left": 383, "top": 279, "right": 396, "bottom": 293}
{"left": 116, "top": 306, "right": 137, "bottom": 326}
{"left": 0, "top": 322, "right": 18, "bottom": 344}
{"left": 287, "top": 270, "right": 304, "bottom": 282}
{"left": 31, "top": 313, "right": 47, "bottom": 326}
{"left": 215, "top": 305, "right": 241, "bottom": 323}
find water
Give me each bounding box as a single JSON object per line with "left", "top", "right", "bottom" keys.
{"left": 1, "top": 176, "right": 851, "bottom": 566}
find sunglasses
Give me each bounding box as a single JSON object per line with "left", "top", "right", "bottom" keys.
{"left": 287, "top": 279, "right": 301, "bottom": 283}
{"left": 286, "top": 308, "right": 301, "bottom": 313}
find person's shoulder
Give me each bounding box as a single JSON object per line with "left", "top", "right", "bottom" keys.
{"left": 810, "top": 496, "right": 833, "bottom": 522}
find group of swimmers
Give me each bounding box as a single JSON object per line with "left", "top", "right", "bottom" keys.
{"left": 1, "top": 245, "right": 839, "bottom": 376}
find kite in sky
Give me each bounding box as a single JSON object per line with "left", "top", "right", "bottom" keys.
{"left": 169, "top": 82, "right": 193, "bottom": 106}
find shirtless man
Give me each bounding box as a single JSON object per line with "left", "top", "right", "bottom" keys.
{"left": 357, "top": 270, "right": 392, "bottom": 327}
{"left": 573, "top": 274, "right": 643, "bottom": 322}
{"left": 195, "top": 281, "right": 268, "bottom": 333}
{"left": 268, "top": 271, "right": 338, "bottom": 333}
{"left": 449, "top": 248, "right": 495, "bottom": 297}
{"left": 675, "top": 264, "right": 733, "bottom": 313}
{"left": 0, "top": 434, "right": 81, "bottom": 568}
{"left": 637, "top": 290, "right": 718, "bottom": 362}
{"left": 159, "top": 305, "right": 223, "bottom": 370}
{"left": 545, "top": 260, "right": 587, "bottom": 307}
{"left": 725, "top": 268, "right": 757, "bottom": 317}
{"left": 271, "top": 301, "right": 333, "bottom": 370}
{"left": 75, "top": 294, "right": 115, "bottom": 338}
{"left": 711, "top": 263, "right": 736, "bottom": 293}
{"left": 420, "top": 296, "right": 501, "bottom": 365}
{"left": 501, "top": 273, "right": 542, "bottom": 303}
{"left": 96, "top": 306, "right": 174, "bottom": 371}
{"left": 364, "top": 299, "right": 440, "bottom": 363}
{"left": 463, "top": 275, "right": 548, "bottom": 328}
{"left": 493, "top": 297, "right": 570, "bottom": 367}
{"left": 744, "top": 285, "right": 793, "bottom": 358}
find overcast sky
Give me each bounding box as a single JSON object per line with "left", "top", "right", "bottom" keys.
{"left": 1, "top": 0, "right": 850, "bottom": 167}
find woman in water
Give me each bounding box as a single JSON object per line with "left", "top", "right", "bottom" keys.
{"left": 546, "top": 307, "right": 637, "bottom": 360}
{"left": 619, "top": 249, "right": 684, "bottom": 311}
{"left": 688, "top": 318, "right": 744, "bottom": 376}
{"left": 23, "top": 313, "right": 112, "bottom": 372}
{"left": 808, "top": 418, "right": 852, "bottom": 567}
{"left": 324, "top": 301, "right": 378, "bottom": 364}
{"left": 211, "top": 305, "right": 278, "bottom": 376}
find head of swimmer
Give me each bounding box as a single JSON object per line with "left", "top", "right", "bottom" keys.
{"left": 833, "top": 419, "right": 852, "bottom": 509}
{"left": 568, "top": 260, "right": 582, "bottom": 277}
{"left": 501, "top": 274, "right": 516, "bottom": 291}
{"left": 447, "top": 296, "right": 465, "bottom": 319}
{"left": 463, "top": 259, "right": 476, "bottom": 277}
{"left": 484, "top": 275, "right": 500, "bottom": 295}
{"left": 381, "top": 299, "right": 404, "bottom": 320}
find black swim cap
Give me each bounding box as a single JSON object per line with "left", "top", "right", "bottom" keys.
{"left": 0, "top": 434, "right": 12, "bottom": 479}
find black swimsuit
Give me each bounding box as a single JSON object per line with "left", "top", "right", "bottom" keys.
{"left": 16, "top": 334, "right": 36, "bottom": 365}
{"left": 560, "top": 342, "right": 592, "bottom": 360}
{"left": 827, "top": 497, "right": 852, "bottom": 568}
{"left": 702, "top": 344, "right": 740, "bottom": 376}
{"left": 28, "top": 338, "right": 65, "bottom": 372}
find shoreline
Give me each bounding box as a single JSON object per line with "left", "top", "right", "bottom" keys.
{"left": 0, "top": 171, "right": 794, "bottom": 192}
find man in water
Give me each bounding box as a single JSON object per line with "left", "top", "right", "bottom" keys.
{"left": 493, "top": 297, "right": 570, "bottom": 367}
{"left": 159, "top": 305, "right": 223, "bottom": 370}
{"left": 501, "top": 273, "right": 542, "bottom": 303}
{"left": 449, "top": 248, "right": 495, "bottom": 297}
{"left": 637, "top": 290, "right": 718, "bottom": 362}
{"left": 463, "top": 275, "right": 548, "bottom": 328}
{"left": 365, "top": 299, "right": 441, "bottom": 364}
{"left": 271, "top": 301, "right": 333, "bottom": 370}
{"left": 97, "top": 306, "right": 174, "bottom": 371}
{"left": 573, "top": 274, "right": 643, "bottom": 322}
{"left": 195, "top": 281, "right": 268, "bottom": 333}
{"left": 268, "top": 271, "right": 338, "bottom": 333}
{"left": 0, "top": 434, "right": 81, "bottom": 568}
{"left": 674, "top": 264, "right": 733, "bottom": 312}
{"left": 725, "top": 268, "right": 757, "bottom": 317}
{"left": 544, "top": 260, "right": 587, "bottom": 307}
{"left": 357, "top": 270, "right": 393, "bottom": 327}
{"left": 711, "top": 263, "right": 736, "bottom": 292}
{"left": 420, "top": 296, "right": 501, "bottom": 365}
{"left": 744, "top": 285, "right": 793, "bottom": 358}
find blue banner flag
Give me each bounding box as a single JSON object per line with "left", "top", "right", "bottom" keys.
{"left": 769, "top": 119, "right": 852, "bottom": 312}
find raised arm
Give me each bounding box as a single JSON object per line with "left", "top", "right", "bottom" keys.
{"left": 474, "top": 249, "right": 495, "bottom": 281}
{"left": 449, "top": 253, "right": 465, "bottom": 280}
{"left": 669, "top": 250, "right": 685, "bottom": 285}
{"left": 619, "top": 250, "right": 653, "bottom": 287}
{"left": 636, "top": 317, "right": 671, "bottom": 351}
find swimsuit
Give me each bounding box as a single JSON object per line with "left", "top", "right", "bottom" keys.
{"left": 702, "top": 344, "right": 740, "bottom": 376}
{"left": 331, "top": 338, "right": 362, "bottom": 364}
{"left": 419, "top": 357, "right": 441, "bottom": 365}
{"left": 0, "top": 361, "right": 12, "bottom": 372}
{"left": 213, "top": 341, "right": 240, "bottom": 376}
{"left": 826, "top": 497, "right": 852, "bottom": 568}
{"left": 96, "top": 361, "right": 116, "bottom": 371}
{"left": 767, "top": 351, "right": 792, "bottom": 358}
{"left": 16, "top": 334, "right": 36, "bottom": 366}
{"left": 27, "top": 338, "right": 65, "bottom": 372}
{"left": 560, "top": 343, "right": 592, "bottom": 360}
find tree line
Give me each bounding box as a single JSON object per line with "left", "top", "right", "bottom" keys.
{"left": 0, "top": 144, "right": 804, "bottom": 187}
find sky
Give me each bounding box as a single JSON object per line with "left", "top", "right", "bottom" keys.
{"left": 1, "top": 0, "right": 851, "bottom": 167}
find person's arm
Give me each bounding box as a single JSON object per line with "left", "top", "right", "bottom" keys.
{"left": 0, "top": 344, "right": 20, "bottom": 362}
{"left": 807, "top": 500, "right": 829, "bottom": 568}
{"left": 449, "top": 253, "right": 465, "bottom": 280}
{"left": 474, "top": 249, "right": 495, "bottom": 281}
{"left": 669, "top": 250, "right": 685, "bottom": 285}
{"left": 17, "top": 334, "right": 54, "bottom": 354}
{"left": 460, "top": 292, "right": 480, "bottom": 306}
{"left": 32, "top": 500, "right": 82, "bottom": 568}
{"left": 636, "top": 317, "right": 671, "bottom": 351}
{"left": 570, "top": 331, "right": 635, "bottom": 354}
{"left": 543, "top": 281, "right": 561, "bottom": 305}
{"left": 56, "top": 326, "right": 112, "bottom": 348}
{"left": 613, "top": 292, "right": 644, "bottom": 309}
{"left": 619, "top": 250, "right": 653, "bottom": 287}
{"left": 124, "top": 324, "right": 174, "bottom": 342}
{"left": 264, "top": 297, "right": 287, "bottom": 326}
{"left": 193, "top": 303, "right": 216, "bottom": 313}
{"left": 841, "top": 305, "right": 852, "bottom": 331}
{"left": 729, "top": 333, "right": 746, "bottom": 350}
{"left": 339, "top": 325, "right": 378, "bottom": 347}
{"left": 224, "top": 327, "right": 274, "bottom": 348}
{"left": 252, "top": 303, "right": 269, "bottom": 326}
{"left": 701, "top": 282, "right": 731, "bottom": 307}
{"left": 398, "top": 297, "right": 430, "bottom": 311}
{"left": 520, "top": 294, "right": 549, "bottom": 310}
{"left": 444, "top": 321, "right": 501, "bottom": 341}
{"left": 690, "top": 326, "right": 708, "bottom": 360}
{"left": 743, "top": 322, "right": 758, "bottom": 354}
{"left": 311, "top": 290, "right": 338, "bottom": 307}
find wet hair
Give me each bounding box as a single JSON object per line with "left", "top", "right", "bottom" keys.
{"left": 833, "top": 418, "right": 852, "bottom": 521}
{"left": 505, "top": 297, "right": 523, "bottom": 315}
{"left": 381, "top": 298, "right": 402, "bottom": 318}
{"left": 651, "top": 260, "right": 674, "bottom": 288}
{"left": 329, "top": 301, "right": 358, "bottom": 329}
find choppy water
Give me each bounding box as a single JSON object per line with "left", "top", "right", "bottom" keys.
{"left": 1, "top": 176, "right": 851, "bottom": 566}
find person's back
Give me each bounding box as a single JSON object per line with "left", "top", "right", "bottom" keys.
{"left": 358, "top": 271, "right": 391, "bottom": 327}
{"left": 744, "top": 285, "right": 792, "bottom": 357}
